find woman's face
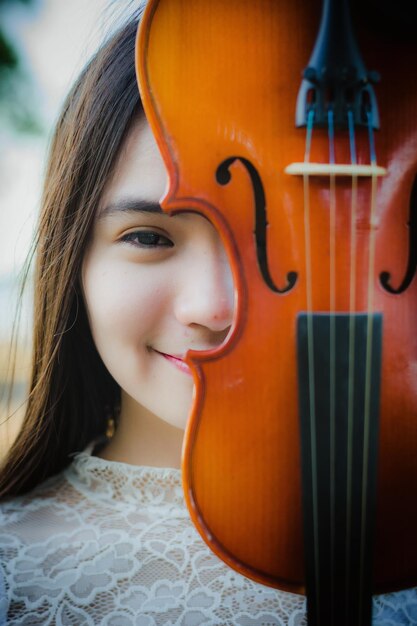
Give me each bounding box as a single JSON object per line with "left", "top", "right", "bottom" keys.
{"left": 82, "top": 119, "right": 234, "bottom": 430}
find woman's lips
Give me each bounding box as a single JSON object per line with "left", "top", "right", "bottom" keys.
{"left": 155, "top": 350, "right": 192, "bottom": 375}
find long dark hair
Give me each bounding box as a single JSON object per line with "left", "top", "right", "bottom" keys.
{"left": 0, "top": 13, "right": 144, "bottom": 498}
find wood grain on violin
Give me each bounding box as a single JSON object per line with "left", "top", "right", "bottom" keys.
{"left": 136, "top": 0, "right": 417, "bottom": 623}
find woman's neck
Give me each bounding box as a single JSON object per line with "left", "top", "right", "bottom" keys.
{"left": 97, "top": 392, "right": 184, "bottom": 468}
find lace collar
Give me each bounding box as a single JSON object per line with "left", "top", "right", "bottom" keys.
{"left": 64, "top": 443, "right": 185, "bottom": 508}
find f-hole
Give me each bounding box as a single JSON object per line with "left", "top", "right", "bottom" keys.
{"left": 380, "top": 173, "right": 417, "bottom": 294}
{"left": 216, "top": 156, "right": 297, "bottom": 294}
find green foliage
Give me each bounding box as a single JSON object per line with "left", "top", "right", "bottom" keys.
{"left": 0, "top": 0, "right": 42, "bottom": 134}
{"left": 0, "top": 28, "right": 18, "bottom": 69}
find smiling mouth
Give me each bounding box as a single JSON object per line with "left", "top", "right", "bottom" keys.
{"left": 154, "top": 350, "right": 192, "bottom": 376}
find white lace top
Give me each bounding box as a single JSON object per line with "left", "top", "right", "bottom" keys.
{"left": 0, "top": 446, "right": 416, "bottom": 626}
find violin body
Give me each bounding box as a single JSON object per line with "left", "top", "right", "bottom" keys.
{"left": 136, "top": 0, "right": 417, "bottom": 605}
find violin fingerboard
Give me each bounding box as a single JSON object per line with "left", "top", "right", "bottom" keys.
{"left": 297, "top": 312, "right": 382, "bottom": 626}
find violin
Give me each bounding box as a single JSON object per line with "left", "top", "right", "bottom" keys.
{"left": 136, "top": 1, "right": 417, "bottom": 624}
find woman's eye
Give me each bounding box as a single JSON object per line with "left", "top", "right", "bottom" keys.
{"left": 121, "top": 230, "right": 173, "bottom": 248}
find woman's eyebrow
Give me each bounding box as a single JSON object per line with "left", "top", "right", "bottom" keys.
{"left": 98, "top": 199, "right": 162, "bottom": 219}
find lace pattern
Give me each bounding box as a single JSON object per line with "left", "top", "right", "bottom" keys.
{"left": 0, "top": 448, "right": 415, "bottom": 625}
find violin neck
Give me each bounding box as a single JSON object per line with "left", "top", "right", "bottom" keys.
{"left": 297, "top": 312, "right": 382, "bottom": 626}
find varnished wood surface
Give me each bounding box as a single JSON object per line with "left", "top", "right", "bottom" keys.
{"left": 136, "top": 0, "right": 417, "bottom": 593}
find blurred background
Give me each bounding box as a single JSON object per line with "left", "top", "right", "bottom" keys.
{"left": 0, "top": 0, "right": 136, "bottom": 458}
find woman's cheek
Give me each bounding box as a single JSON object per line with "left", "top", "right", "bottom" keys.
{"left": 85, "top": 260, "right": 168, "bottom": 343}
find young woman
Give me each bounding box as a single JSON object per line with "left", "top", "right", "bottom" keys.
{"left": 0, "top": 11, "right": 415, "bottom": 626}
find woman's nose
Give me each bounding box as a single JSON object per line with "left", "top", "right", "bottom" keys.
{"left": 174, "top": 241, "right": 235, "bottom": 333}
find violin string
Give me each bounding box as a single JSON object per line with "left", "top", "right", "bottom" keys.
{"left": 358, "top": 110, "right": 378, "bottom": 625}
{"left": 327, "top": 107, "right": 337, "bottom": 625}
{"left": 303, "top": 107, "right": 321, "bottom": 618}
{"left": 346, "top": 108, "right": 358, "bottom": 625}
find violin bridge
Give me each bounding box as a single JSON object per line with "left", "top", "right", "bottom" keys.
{"left": 285, "top": 162, "right": 387, "bottom": 177}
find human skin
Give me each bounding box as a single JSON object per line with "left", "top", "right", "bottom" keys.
{"left": 82, "top": 119, "right": 234, "bottom": 468}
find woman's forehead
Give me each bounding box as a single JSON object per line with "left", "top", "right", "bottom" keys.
{"left": 101, "top": 118, "right": 167, "bottom": 209}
